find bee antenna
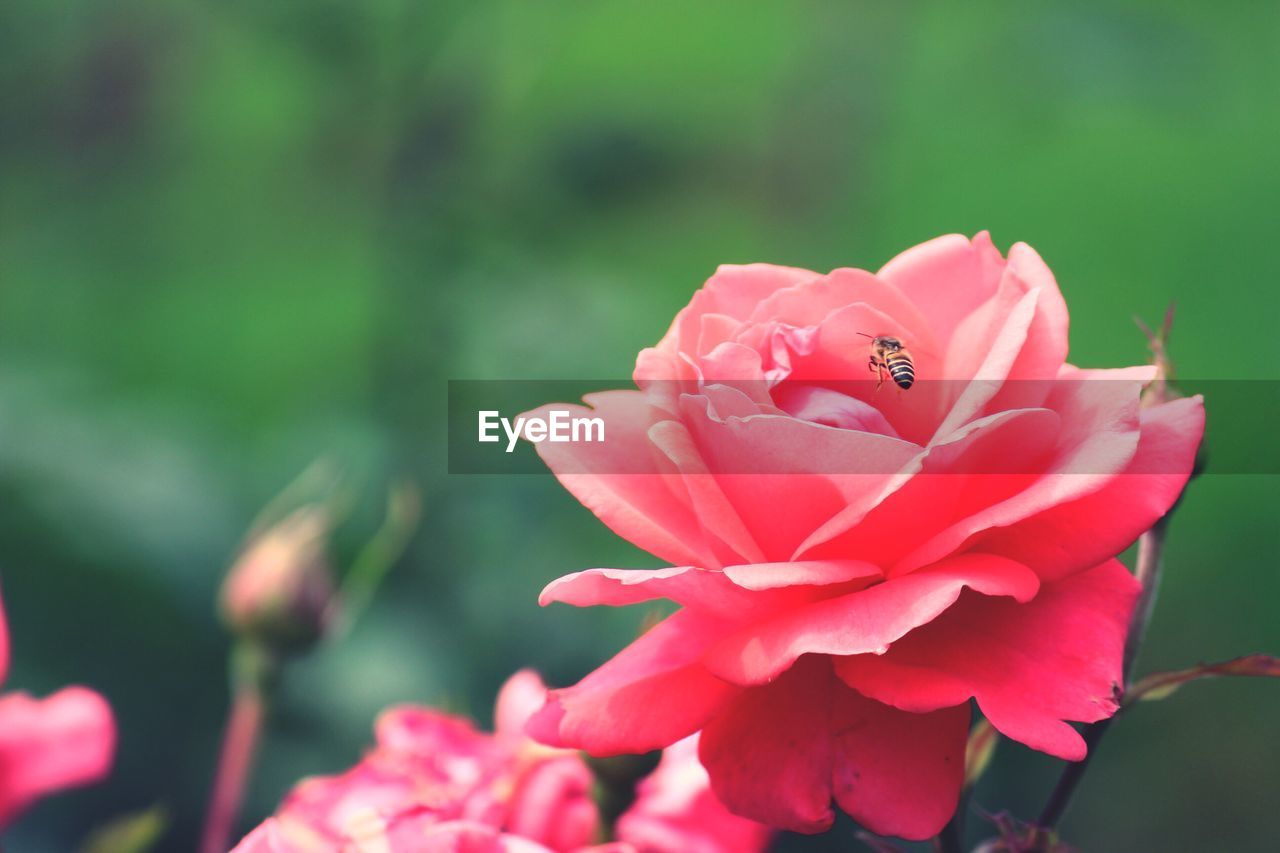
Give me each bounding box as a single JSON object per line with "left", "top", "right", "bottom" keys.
{"left": 856, "top": 331, "right": 875, "bottom": 339}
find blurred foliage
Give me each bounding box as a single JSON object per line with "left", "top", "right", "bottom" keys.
{"left": 0, "top": 1, "right": 1276, "bottom": 851}
{"left": 81, "top": 805, "right": 168, "bottom": 853}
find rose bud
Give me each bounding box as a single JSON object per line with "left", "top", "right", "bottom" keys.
{"left": 220, "top": 508, "right": 336, "bottom": 654}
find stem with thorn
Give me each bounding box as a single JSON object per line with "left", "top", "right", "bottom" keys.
{"left": 1038, "top": 308, "right": 1184, "bottom": 831}
{"left": 1037, "top": 511, "right": 1171, "bottom": 829}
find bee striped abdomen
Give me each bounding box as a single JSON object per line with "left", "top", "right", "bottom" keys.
{"left": 885, "top": 354, "right": 915, "bottom": 389}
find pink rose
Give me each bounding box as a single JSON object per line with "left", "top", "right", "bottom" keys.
{"left": 233, "top": 671, "right": 767, "bottom": 852}
{"left": 0, "top": 587, "right": 115, "bottom": 825}
{"left": 615, "top": 735, "right": 771, "bottom": 853}
{"left": 495, "top": 671, "right": 599, "bottom": 852}
{"left": 525, "top": 233, "right": 1205, "bottom": 839}
{"left": 234, "top": 817, "right": 559, "bottom": 853}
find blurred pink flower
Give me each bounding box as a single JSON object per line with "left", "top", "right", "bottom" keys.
{"left": 0, "top": 588, "right": 115, "bottom": 825}
{"left": 524, "top": 234, "right": 1205, "bottom": 838}
{"left": 616, "top": 735, "right": 772, "bottom": 853}
{"left": 233, "top": 671, "right": 767, "bottom": 852}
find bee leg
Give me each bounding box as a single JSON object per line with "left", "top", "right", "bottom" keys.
{"left": 868, "top": 358, "right": 885, "bottom": 391}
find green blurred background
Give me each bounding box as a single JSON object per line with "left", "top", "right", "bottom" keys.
{"left": 1, "top": 1, "right": 1277, "bottom": 850}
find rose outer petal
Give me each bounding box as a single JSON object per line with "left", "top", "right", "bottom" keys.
{"left": 525, "top": 391, "right": 731, "bottom": 569}
{"left": 539, "top": 566, "right": 762, "bottom": 620}
{"left": 888, "top": 367, "right": 1151, "bottom": 577}
{"left": 877, "top": 231, "right": 1006, "bottom": 345}
{"left": 494, "top": 670, "right": 549, "bottom": 741}
{"left": 702, "top": 554, "right": 1040, "bottom": 685}
{"left": 835, "top": 560, "right": 1139, "bottom": 761}
{"left": 540, "top": 562, "right": 881, "bottom": 622}
{"left": 615, "top": 734, "right": 772, "bottom": 853}
{"left": 698, "top": 656, "right": 968, "bottom": 839}
{"left": 974, "top": 395, "right": 1205, "bottom": 582}
{"left": 527, "top": 610, "right": 739, "bottom": 756}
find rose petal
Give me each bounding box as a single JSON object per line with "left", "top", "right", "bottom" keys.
{"left": 877, "top": 231, "right": 1006, "bottom": 344}
{"left": 229, "top": 819, "right": 297, "bottom": 853}
{"left": 539, "top": 566, "right": 763, "bottom": 620}
{"left": 747, "top": 268, "right": 937, "bottom": 350}
{"left": 374, "top": 706, "right": 489, "bottom": 758}
{"left": 494, "top": 670, "right": 548, "bottom": 740}
{"left": 975, "top": 243, "right": 1070, "bottom": 415}
{"left": 541, "top": 561, "right": 883, "bottom": 624}
{"left": 507, "top": 755, "right": 599, "bottom": 851}
{"left": 414, "top": 820, "right": 556, "bottom": 853}
{"left": 698, "top": 656, "right": 968, "bottom": 839}
{"left": 795, "top": 407, "right": 1060, "bottom": 567}
{"left": 615, "top": 733, "right": 772, "bottom": 853}
{"left": 698, "top": 383, "right": 778, "bottom": 419}
{"left": 639, "top": 264, "right": 821, "bottom": 382}
{"left": 771, "top": 384, "right": 900, "bottom": 438}
{"left": 695, "top": 313, "right": 743, "bottom": 358}
{"left": 829, "top": 683, "right": 969, "bottom": 840}
{"left": 974, "top": 395, "right": 1204, "bottom": 581}
{"left": 697, "top": 657, "right": 837, "bottom": 833}
{"left": 526, "top": 391, "right": 725, "bottom": 568}
{"left": 678, "top": 395, "right": 920, "bottom": 561}
{"left": 721, "top": 560, "right": 882, "bottom": 591}
{"left": 890, "top": 369, "right": 1148, "bottom": 577}
{"left": 647, "top": 420, "right": 768, "bottom": 565}
{"left": 528, "top": 610, "right": 739, "bottom": 755}
{"left": 703, "top": 554, "right": 1040, "bottom": 685}
{"left": 699, "top": 342, "right": 769, "bottom": 382}
{"left": 836, "top": 560, "right": 1139, "bottom": 761}
{"left": 934, "top": 284, "right": 1042, "bottom": 437}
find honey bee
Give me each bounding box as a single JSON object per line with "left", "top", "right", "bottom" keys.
{"left": 859, "top": 332, "right": 915, "bottom": 390}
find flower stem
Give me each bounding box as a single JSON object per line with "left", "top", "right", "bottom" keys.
{"left": 1037, "top": 512, "right": 1171, "bottom": 829}
{"left": 1035, "top": 717, "right": 1113, "bottom": 829}
{"left": 200, "top": 643, "right": 278, "bottom": 853}
{"left": 1124, "top": 514, "right": 1170, "bottom": 678}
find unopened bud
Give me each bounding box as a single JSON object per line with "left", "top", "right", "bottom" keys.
{"left": 220, "top": 508, "right": 336, "bottom": 654}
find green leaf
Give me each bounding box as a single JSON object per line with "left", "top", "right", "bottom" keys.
{"left": 1126, "top": 654, "right": 1280, "bottom": 704}
{"left": 965, "top": 718, "right": 1000, "bottom": 790}
{"left": 80, "top": 805, "right": 169, "bottom": 853}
